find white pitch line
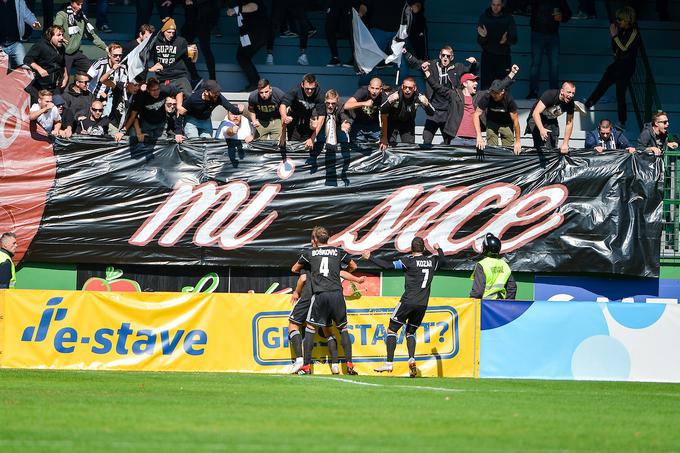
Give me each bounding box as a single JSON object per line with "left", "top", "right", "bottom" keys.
{"left": 310, "top": 376, "right": 384, "bottom": 387}
{"left": 392, "top": 384, "right": 465, "bottom": 393}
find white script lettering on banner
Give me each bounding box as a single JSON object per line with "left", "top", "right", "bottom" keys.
{"left": 128, "top": 181, "right": 281, "bottom": 249}
{"left": 331, "top": 183, "right": 568, "bottom": 254}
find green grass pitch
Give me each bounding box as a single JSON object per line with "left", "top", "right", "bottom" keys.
{"left": 1, "top": 369, "right": 679, "bottom": 452}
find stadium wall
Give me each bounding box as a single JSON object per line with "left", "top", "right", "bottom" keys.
{"left": 3, "top": 288, "right": 680, "bottom": 382}
{"left": 0, "top": 290, "right": 478, "bottom": 377}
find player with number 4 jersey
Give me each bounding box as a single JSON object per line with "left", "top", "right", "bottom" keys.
{"left": 292, "top": 226, "right": 358, "bottom": 375}
{"left": 362, "top": 237, "right": 445, "bottom": 377}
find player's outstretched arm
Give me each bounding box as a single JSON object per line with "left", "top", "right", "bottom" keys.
{"left": 340, "top": 270, "right": 366, "bottom": 284}
{"left": 435, "top": 247, "right": 451, "bottom": 268}
{"left": 362, "top": 250, "right": 401, "bottom": 270}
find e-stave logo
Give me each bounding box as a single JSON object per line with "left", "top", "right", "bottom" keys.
{"left": 21, "top": 297, "right": 208, "bottom": 356}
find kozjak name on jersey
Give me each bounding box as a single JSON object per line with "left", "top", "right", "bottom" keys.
{"left": 20, "top": 297, "right": 208, "bottom": 356}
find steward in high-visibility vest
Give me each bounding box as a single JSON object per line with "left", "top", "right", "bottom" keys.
{"left": 470, "top": 233, "right": 516, "bottom": 299}
{"left": 0, "top": 232, "right": 18, "bottom": 289}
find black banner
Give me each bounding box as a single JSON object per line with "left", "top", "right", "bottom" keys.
{"left": 23, "top": 137, "right": 662, "bottom": 276}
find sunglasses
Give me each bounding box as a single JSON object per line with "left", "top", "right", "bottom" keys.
{"left": 91, "top": 108, "right": 104, "bottom": 112}
{"left": 440, "top": 53, "right": 453, "bottom": 59}
{"left": 111, "top": 54, "right": 123, "bottom": 58}
{"left": 76, "top": 79, "right": 88, "bottom": 83}
{"left": 657, "top": 120, "right": 669, "bottom": 124}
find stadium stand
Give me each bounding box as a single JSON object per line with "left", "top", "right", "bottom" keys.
{"left": 14, "top": 0, "right": 680, "bottom": 147}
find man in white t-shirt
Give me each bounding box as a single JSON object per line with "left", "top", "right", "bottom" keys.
{"left": 29, "top": 89, "right": 62, "bottom": 136}
{"left": 215, "top": 110, "right": 254, "bottom": 143}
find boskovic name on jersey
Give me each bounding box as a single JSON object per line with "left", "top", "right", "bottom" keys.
{"left": 312, "top": 248, "right": 339, "bottom": 256}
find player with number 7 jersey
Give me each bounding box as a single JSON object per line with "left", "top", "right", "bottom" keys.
{"left": 361, "top": 237, "right": 445, "bottom": 377}
{"left": 292, "top": 226, "right": 358, "bottom": 375}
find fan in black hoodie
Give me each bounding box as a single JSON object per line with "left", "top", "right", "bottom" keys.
{"left": 62, "top": 73, "right": 95, "bottom": 121}
{"left": 148, "top": 17, "right": 193, "bottom": 98}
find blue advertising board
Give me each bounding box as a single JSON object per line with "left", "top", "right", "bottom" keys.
{"left": 534, "top": 275, "right": 680, "bottom": 303}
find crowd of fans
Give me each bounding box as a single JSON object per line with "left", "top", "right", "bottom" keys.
{"left": 1, "top": 0, "right": 677, "bottom": 155}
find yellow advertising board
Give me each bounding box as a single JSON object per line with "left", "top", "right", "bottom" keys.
{"left": 0, "top": 290, "right": 478, "bottom": 377}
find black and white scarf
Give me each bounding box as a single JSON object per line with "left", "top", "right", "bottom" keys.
{"left": 65, "top": 4, "right": 95, "bottom": 38}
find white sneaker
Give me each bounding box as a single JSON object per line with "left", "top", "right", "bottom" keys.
{"left": 331, "top": 363, "right": 340, "bottom": 375}
{"left": 374, "top": 363, "right": 393, "bottom": 373}
{"left": 289, "top": 358, "right": 304, "bottom": 374}
{"left": 574, "top": 101, "right": 587, "bottom": 114}
{"left": 297, "top": 53, "right": 309, "bottom": 66}
{"left": 265, "top": 53, "right": 274, "bottom": 65}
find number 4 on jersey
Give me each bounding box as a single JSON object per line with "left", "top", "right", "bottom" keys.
{"left": 320, "top": 257, "right": 330, "bottom": 277}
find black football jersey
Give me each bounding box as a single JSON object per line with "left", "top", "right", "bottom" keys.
{"left": 297, "top": 246, "right": 351, "bottom": 294}
{"left": 396, "top": 254, "right": 441, "bottom": 306}
{"left": 300, "top": 269, "right": 312, "bottom": 300}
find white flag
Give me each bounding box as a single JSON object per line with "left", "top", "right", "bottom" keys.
{"left": 124, "top": 32, "right": 156, "bottom": 83}
{"left": 351, "top": 8, "right": 387, "bottom": 74}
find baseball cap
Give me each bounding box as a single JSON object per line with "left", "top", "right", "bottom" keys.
{"left": 460, "top": 73, "right": 479, "bottom": 85}
{"left": 202, "top": 80, "right": 222, "bottom": 94}
{"left": 489, "top": 80, "right": 505, "bottom": 93}
{"left": 52, "top": 95, "right": 65, "bottom": 106}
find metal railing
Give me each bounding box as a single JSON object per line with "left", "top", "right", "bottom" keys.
{"left": 662, "top": 151, "right": 680, "bottom": 263}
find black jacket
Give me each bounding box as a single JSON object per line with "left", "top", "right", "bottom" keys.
{"left": 152, "top": 34, "right": 190, "bottom": 81}
{"left": 638, "top": 123, "right": 675, "bottom": 150}
{"left": 23, "top": 38, "right": 66, "bottom": 89}
{"left": 477, "top": 7, "right": 518, "bottom": 55}
{"left": 404, "top": 50, "right": 477, "bottom": 112}
{"left": 612, "top": 26, "right": 641, "bottom": 63}
{"left": 530, "top": 0, "right": 571, "bottom": 35}
{"left": 426, "top": 71, "right": 514, "bottom": 138}
{"left": 62, "top": 85, "right": 94, "bottom": 120}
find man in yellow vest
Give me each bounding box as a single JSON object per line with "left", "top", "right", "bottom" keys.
{"left": 470, "top": 233, "right": 516, "bottom": 299}
{"left": 0, "top": 232, "right": 18, "bottom": 289}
